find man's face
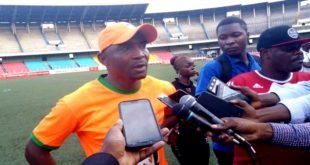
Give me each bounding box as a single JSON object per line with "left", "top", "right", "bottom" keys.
{"left": 269, "top": 44, "right": 304, "bottom": 72}
{"left": 101, "top": 32, "right": 149, "bottom": 81}
{"left": 217, "top": 23, "right": 248, "bottom": 56}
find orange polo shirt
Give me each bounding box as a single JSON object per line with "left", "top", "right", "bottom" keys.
{"left": 31, "top": 75, "right": 176, "bottom": 165}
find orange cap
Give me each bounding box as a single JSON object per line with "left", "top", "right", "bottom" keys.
{"left": 98, "top": 22, "right": 157, "bottom": 53}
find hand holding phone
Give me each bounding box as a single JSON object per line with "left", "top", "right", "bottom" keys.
{"left": 208, "top": 76, "right": 251, "bottom": 103}
{"left": 119, "top": 99, "right": 163, "bottom": 150}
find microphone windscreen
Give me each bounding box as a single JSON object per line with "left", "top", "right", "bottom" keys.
{"left": 171, "top": 103, "right": 184, "bottom": 116}
{"left": 179, "top": 95, "right": 195, "bottom": 107}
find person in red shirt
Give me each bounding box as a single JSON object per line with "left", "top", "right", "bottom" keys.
{"left": 229, "top": 25, "right": 310, "bottom": 165}
{"left": 230, "top": 25, "right": 310, "bottom": 93}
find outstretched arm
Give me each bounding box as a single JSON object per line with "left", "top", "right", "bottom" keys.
{"left": 25, "top": 140, "right": 56, "bottom": 165}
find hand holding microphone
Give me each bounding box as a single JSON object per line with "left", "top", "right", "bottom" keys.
{"left": 179, "top": 95, "right": 224, "bottom": 124}
{"left": 178, "top": 95, "right": 256, "bottom": 155}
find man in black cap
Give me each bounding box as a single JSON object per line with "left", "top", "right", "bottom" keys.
{"left": 230, "top": 25, "right": 310, "bottom": 93}
{"left": 229, "top": 25, "right": 310, "bottom": 165}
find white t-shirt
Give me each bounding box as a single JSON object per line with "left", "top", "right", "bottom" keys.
{"left": 301, "top": 51, "right": 310, "bottom": 72}
{"left": 269, "top": 81, "right": 310, "bottom": 123}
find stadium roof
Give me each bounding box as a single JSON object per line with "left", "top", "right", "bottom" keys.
{"left": 0, "top": 0, "right": 294, "bottom": 23}
{"left": 0, "top": 4, "right": 148, "bottom": 23}
{"left": 146, "top": 0, "right": 286, "bottom": 13}
{"left": 0, "top": 0, "right": 287, "bottom": 13}
{"left": 0, "top": 0, "right": 148, "bottom": 6}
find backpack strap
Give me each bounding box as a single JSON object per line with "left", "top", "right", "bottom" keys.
{"left": 215, "top": 54, "right": 232, "bottom": 83}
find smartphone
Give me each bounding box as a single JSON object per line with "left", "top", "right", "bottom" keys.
{"left": 119, "top": 99, "right": 163, "bottom": 150}
{"left": 157, "top": 94, "right": 177, "bottom": 108}
{"left": 197, "top": 91, "right": 244, "bottom": 118}
{"left": 208, "top": 76, "right": 251, "bottom": 103}
{"left": 169, "top": 89, "right": 191, "bottom": 102}
{"left": 157, "top": 89, "right": 190, "bottom": 108}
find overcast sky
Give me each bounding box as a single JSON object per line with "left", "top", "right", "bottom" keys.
{"left": 0, "top": 0, "right": 286, "bottom": 13}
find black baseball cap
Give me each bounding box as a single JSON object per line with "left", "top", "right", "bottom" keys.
{"left": 257, "top": 25, "right": 310, "bottom": 51}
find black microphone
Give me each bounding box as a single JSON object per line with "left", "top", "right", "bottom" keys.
{"left": 179, "top": 95, "right": 256, "bottom": 155}
{"left": 172, "top": 103, "right": 212, "bottom": 129}
{"left": 179, "top": 95, "right": 224, "bottom": 125}
{"left": 172, "top": 103, "right": 242, "bottom": 144}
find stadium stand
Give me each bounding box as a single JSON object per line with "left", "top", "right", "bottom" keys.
{"left": 15, "top": 25, "right": 54, "bottom": 53}
{"left": 270, "top": 2, "right": 285, "bottom": 27}
{"left": 57, "top": 24, "right": 90, "bottom": 51}
{"left": 300, "top": 1, "right": 310, "bottom": 19}
{"left": 242, "top": 4, "right": 268, "bottom": 35}
{"left": 24, "top": 59, "right": 50, "bottom": 72}
{"left": 47, "top": 58, "right": 78, "bottom": 69}
{"left": 153, "top": 19, "right": 171, "bottom": 43}
{"left": 0, "top": 64, "right": 5, "bottom": 73}
{"left": 43, "top": 30, "right": 62, "bottom": 47}
{"left": 164, "top": 17, "right": 187, "bottom": 41}
{"left": 92, "top": 55, "right": 103, "bottom": 66}
{"left": 0, "top": 1, "right": 309, "bottom": 79}
{"left": 74, "top": 56, "right": 98, "bottom": 67}
{"left": 269, "top": 1, "right": 298, "bottom": 27}
{"left": 148, "top": 53, "right": 161, "bottom": 64}
{"left": 2, "top": 62, "right": 29, "bottom": 73}
{"left": 83, "top": 23, "right": 105, "bottom": 49}
{"left": 0, "top": 25, "right": 22, "bottom": 54}
{"left": 153, "top": 51, "right": 174, "bottom": 64}
{"left": 202, "top": 10, "right": 220, "bottom": 39}
{"left": 284, "top": 1, "right": 299, "bottom": 26}
{"left": 129, "top": 19, "right": 141, "bottom": 26}
{"left": 179, "top": 15, "right": 207, "bottom": 41}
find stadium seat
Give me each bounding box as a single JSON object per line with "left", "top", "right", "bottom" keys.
{"left": 74, "top": 56, "right": 98, "bottom": 67}
{"left": 92, "top": 56, "right": 103, "bottom": 66}
{"left": 57, "top": 25, "right": 90, "bottom": 51}
{"left": 153, "top": 51, "right": 174, "bottom": 64}
{"left": 0, "top": 65, "right": 5, "bottom": 74}
{"left": 2, "top": 62, "right": 29, "bottom": 73}
{"left": 24, "top": 60, "right": 50, "bottom": 71}
{"left": 16, "top": 26, "right": 55, "bottom": 52}
{"left": 0, "top": 27, "right": 22, "bottom": 54}
{"left": 47, "top": 58, "right": 78, "bottom": 69}
{"left": 148, "top": 54, "right": 161, "bottom": 64}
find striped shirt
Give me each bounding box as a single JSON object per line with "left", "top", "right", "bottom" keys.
{"left": 271, "top": 122, "right": 310, "bottom": 148}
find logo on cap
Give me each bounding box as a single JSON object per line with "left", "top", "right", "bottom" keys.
{"left": 287, "top": 28, "right": 298, "bottom": 39}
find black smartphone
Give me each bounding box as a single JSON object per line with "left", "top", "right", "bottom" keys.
{"left": 197, "top": 91, "right": 244, "bottom": 118}
{"left": 169, "top": 89, "right": 191, "bottom": 102}
{"left": 119, "top": 99, "right": 163, "bottom": 150}
{"left": 157, "top": 94, "right": 177, "bottom": 108}
{"left": 157, "top": 89, "right": 190, "bottom": 108}
{"left": 208, "top": 76, "right": 251, "bottom": 103}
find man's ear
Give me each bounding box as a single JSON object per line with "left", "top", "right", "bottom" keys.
{"left": 260, "top": 49, "right": 271, "bottom": 60}
{"left": 98, "top": 52, "right": 106, "bottom": 65}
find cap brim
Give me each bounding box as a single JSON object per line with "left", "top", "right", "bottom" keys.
{"left": 272, "top": 38, "right": 310, "bottom": 47}
{"left": 114, "top": 23, "right": 157, "bottom": 45}
{"left": 136, "top": 24, "right": 158, "bottom": 43}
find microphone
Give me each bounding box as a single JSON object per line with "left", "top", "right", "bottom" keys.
{"left": 172, "top": 103, "right": 212, "bottom": 129}
{"left": 179, "top": 95, "right": 256, "bottom": 155}
{"left": 180, "top": 95, "right": 224, "bottom": 125}
{"left": 172, "top": 103, "right": 241, "bottom": 144}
